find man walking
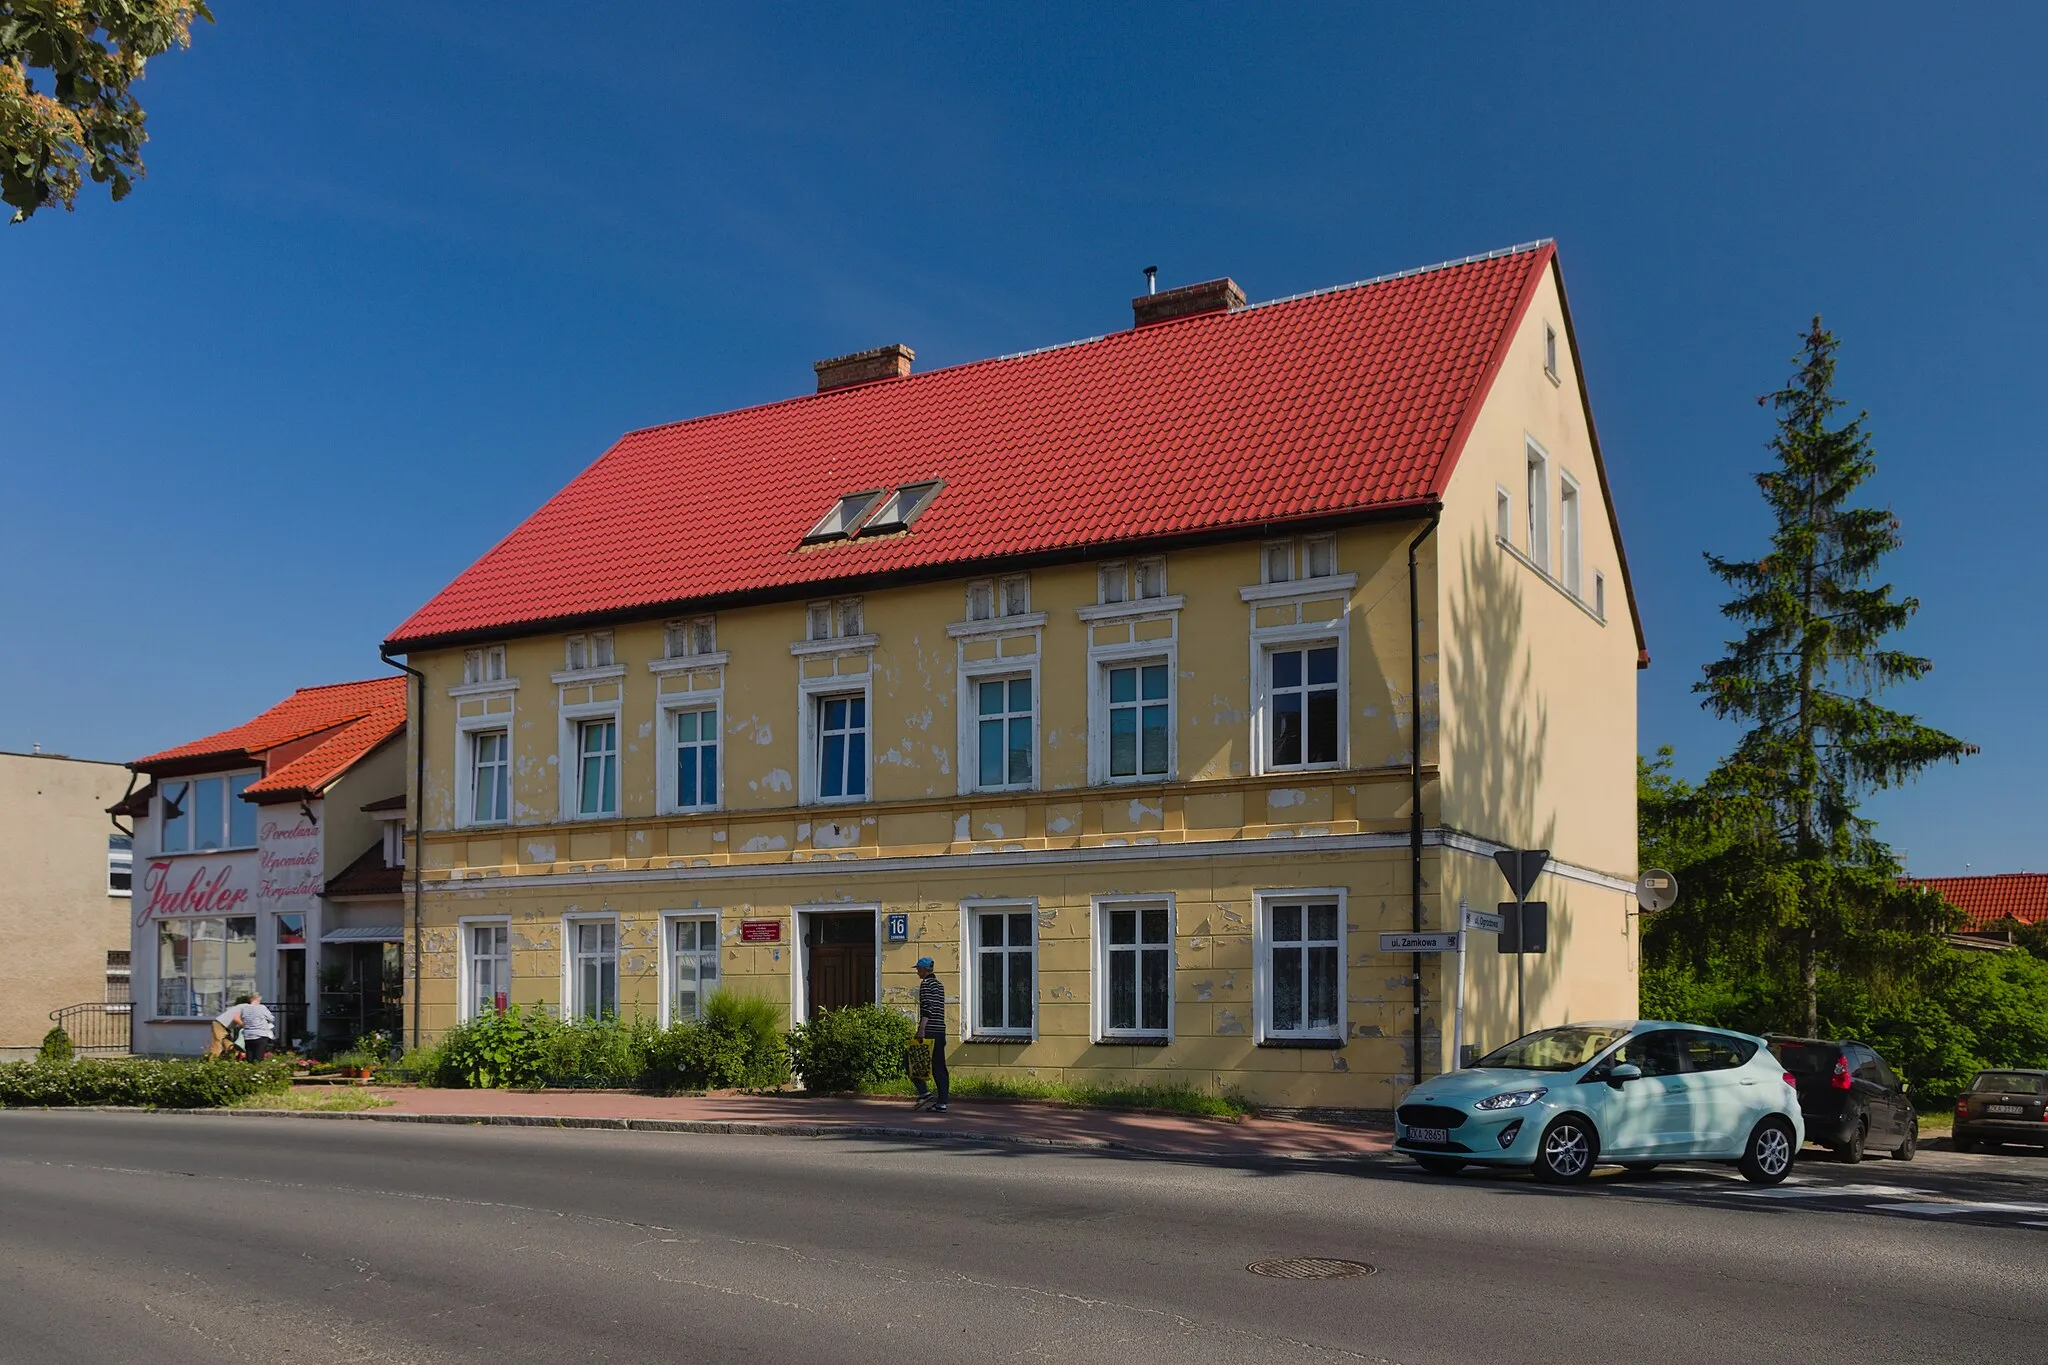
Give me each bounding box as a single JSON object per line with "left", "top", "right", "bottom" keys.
{"left": 911, "top": 957, "right": 949, "bottom": 1112}
{"left": 215, "top": 992, "right": 278, "bottom": 1062}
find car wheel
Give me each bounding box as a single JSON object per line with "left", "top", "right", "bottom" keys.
{"left": 1531, "top": 1115, "right": 1598, "bottom": 1184}
{"left": 1951, "top": 1132, "right": 1974, "bottom": 1154}
{"left": 1412, "top": 1155, "right": 1465, "bottom": 1177}
{"left": 1834, "top": 1117, "right": 1867, "bottom": 1164}
{"left": 1891, "top": 1115, "right": 1918, "bottom": 1162}
{"left": 1740, "top": 1117, "right": 1797, "bottom": 1186}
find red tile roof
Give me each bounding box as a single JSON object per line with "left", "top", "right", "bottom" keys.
{"left": 132, "top": 677, "right": 407, "bottom": 804}
{"left": 1907, "top": 874, "right": 2048, "bottom": 933}
{"left": 324, "top": 838, "right": 403, "bottom": 899}
{"left": 389, "top": 243, "right": 1596, "bottom": 649}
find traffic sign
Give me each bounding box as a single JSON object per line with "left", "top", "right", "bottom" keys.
{"left": 1493, "top": 848, "right": 1550, "bottom": 899}
{"left": 1496, "top": 902, "right": 1549, "bottom": 955}
{"left": 1462, "top": 906, "right": 1506, "bottom": 934}
{"left": 1380, "top": 931, "right": 1460, "bottom": 954}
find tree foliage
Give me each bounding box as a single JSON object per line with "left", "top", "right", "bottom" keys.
{"left": 1692, "top": 318, "right": 1975, "bottom": 1032}
{"left": 1, "top": 1, "right": 210, "bottom": 222}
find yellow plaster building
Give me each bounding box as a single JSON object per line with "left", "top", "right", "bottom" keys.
{"left": 385, "top": 244, "right": 1645, "bottom": 1109}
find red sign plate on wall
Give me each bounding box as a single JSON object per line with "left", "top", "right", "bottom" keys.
{"left": 739, "top": 919, "right": 782, "bottom": 944}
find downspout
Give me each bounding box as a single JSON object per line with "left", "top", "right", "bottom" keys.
{"left": 381, "top": 648, "right": 427, "bottom": 1050}
{"left": 1407, "top": 507, "right": 1442, "bottom": 1079}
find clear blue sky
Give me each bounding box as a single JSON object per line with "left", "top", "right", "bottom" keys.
{"left": 4, "top": 4, "right": 2039, "bottom": 875}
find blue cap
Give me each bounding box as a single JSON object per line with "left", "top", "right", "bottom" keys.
{"left": 914, "top": 957, "right": 934, "bottom": 970}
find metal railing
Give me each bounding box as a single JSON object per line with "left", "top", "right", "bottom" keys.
{"left": 48, "top": 1001, "right": 132, "bottom": 1053}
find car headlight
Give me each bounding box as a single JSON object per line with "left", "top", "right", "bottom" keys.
{"left": 1474, "top": 1087, "right": 1549, "bottom": 1111}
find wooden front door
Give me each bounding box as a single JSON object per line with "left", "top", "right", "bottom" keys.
{"left": 805, "top": 913, "right": 877, "bottom": 1016}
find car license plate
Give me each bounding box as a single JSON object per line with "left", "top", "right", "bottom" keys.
{"left": 1987, "top": 1104, "right": 2025, "bottom": 1115}
{"left": 1407, "top": 1126, "right": 1448, "bottom": 1144}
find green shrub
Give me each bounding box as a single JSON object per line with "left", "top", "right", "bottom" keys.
{"left": 786, "top": 1003, "right": 915, "bottom": 1093}
{"left": 37, "top": 1026, "right": 74, "bottom": 1063}
{"left": 641, "top": 991, "right": 790, "bottom": 1091}
{"left": 0, "top": 1058, "right": 293, "bottom": 1108}
{"left": 537, "top": 1014, "right": 640, "bottom": 1086}
{"left": 437, "top": 1005, "right": 549, "bottom": 1089}
{"left": 390, "top": 1042, "right": 451, "bottom": 1085}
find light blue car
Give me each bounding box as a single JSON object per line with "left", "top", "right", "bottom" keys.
{"left": 1394, "top": 1021, "right": 1804, "bottom": 1185}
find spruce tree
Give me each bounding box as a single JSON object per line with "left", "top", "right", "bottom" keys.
{"left": 1698, "top": 318, "right": 1975, "bottom": 1035}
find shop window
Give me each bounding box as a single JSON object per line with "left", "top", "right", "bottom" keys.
{"left": 666, "top": 916, "right": 719, "bottom": 1024}
{"left": 969, "top": 905, "right": 1035, "bottom": 1037}
{"left": 1259, "top": 896, "right": 1342, "bottom": 1041}
{"left": 568, "top": 919, "right": 618, "bottom": 1020}
{"left": 1098, "top": 899, "right": 1172, "bottom": 1039}
{"left": 155, "top": 916, "right": 257, "bottom": 1017}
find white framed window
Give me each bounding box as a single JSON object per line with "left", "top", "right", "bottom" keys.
{"left": 1254, "top": 891, "right": 1346, "bottom": 1043}
{"left": 814, "top": 692, "right": 869, "bottom": 801}
{"left": 1262, "top": 541, "right": 1295, "bottom": 584}
{"left": 105, "top": 949, "right": 131, "bottom": 1003}
{"left": 1303, "top": 536, "right": 1337, "bottom": 579}
{"left": 999, "top": 573, "right": 1031, "bottom": 616}
{"left": 1097, "top": 558, "right": 1163, "bottom": 604}
{"left": 665, "top": 616, "right": 716, "bottom": 659}
{"left": 1133, "top": 557, "right": 1166, "bottom": 600}
{"left": 966, "top": 579, "right": 995, "bottom": 621}
{"left": 154, "top": 916, "right": 257, "bottom": 1017}
{"left": 970, "top": 674, "right": 1035, "bottom": 791}
{"left": 862, "top": 481, "right": 941, "bottom": 534}
{"left": 964, "top": 901, "right": 1036, "bottom": 1039}
{"left": 463, "top": 646, "right": 507, "bottom": 685}
{"left": 1102, "top": 659, "right": 1171, "bottom": 780}
{"left": 566, "top": 917, "right": 619, "bottom": 1020}
{"left": 1496, "top": 486, "right": 1513, "bottom": 543}
{"left": 668, "top": 705, "right": 719, "bottom": 810}
{"left": 107, "top": 834, "right": 132, "bottom": 897}
{"left": 565, "top": 631, "right": 614, "bottom": 671}
{"left": 1559, "top": 472, "right": 1583, "bottom": 598}
{"left": 804, "top": 490, "right": 882, "bottom": 543}
{"left": 805, "top": 597, "right": 866, "bottom": 642}
{"left": 1097, "top": 561, "right": 1128, "bottom": 604}
{"left": 158, "top": 773, "right": 258, "bottom": 853}
{"left": 1262, "top": 538, "right": 1336, "bottom": 585}
{"left": 1264, "top": 643, "right": 1341, "bottom": 769}
{"left": 460, "top": 918, "right": 511, "bottom": 1021}
{"left": 1544, "top": 321, "right": 1559, "bottom": 381}
{"left": 1525, "top": 436, "right": 1551, "bottom": 571}
{"left": 662, "top": 913, "right": 720, "bottom": 1025}
{"left": 574, "top": 717, "right": 619, "bottom": 817}
{"left": 1594, "top": 571, "right": 1608, "bottom": 621}
{"left": 1095, "top": 897, "right": 1173, "bottom": 1040}
{"left": 806, "top": 601, "right": 833, "bottom": 641}
{"left": 469, "top": 728, "right": 510, "bottom": 824}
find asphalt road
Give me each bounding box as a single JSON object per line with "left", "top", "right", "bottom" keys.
{"left": 0, "top": 1113, "right": 2042, "bottom": 1364}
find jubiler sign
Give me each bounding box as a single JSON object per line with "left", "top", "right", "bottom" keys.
{"left": 139, "top": 856, "right": 256, "bottom": 925}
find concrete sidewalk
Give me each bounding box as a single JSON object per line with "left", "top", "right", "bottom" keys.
{"left": 323, "top": 1086, "right": 1395, "bottom": 1161}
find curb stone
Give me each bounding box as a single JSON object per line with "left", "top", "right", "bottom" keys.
{"left": 36, "top": 1104, "right": 1396, "bottom": 1165}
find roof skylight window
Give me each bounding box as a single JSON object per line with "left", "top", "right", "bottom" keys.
{"left": 803, "top": 490, "right": 883, "bottom": 544}
{"left": 860, "top": 480, "right": 942, "bottom": 536}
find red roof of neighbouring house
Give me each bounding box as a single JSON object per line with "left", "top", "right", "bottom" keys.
{"left": 388, "top": 242, "right": 1641, "bottom": 654}
{"left": 324, "top": 839, "right": 403, "bottom": 899}
{"left": 130, "top": 677, "right": 407, "bottom": 803}
{"left": 1906, "top": 874, "right": 2048, "bottom": 933}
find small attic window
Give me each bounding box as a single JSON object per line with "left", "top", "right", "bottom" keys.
{"left": 860, "top": 480, "right": 942, "bottom": 536}
{"left": 804, "top": 490, "right": 882, "bottom": 544}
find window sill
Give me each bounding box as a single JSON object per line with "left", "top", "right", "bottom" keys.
{"left": 1257, "top": 1036, "right": 1345, "bottom": 1050}
{"left": 1101, "top": 1033, "right": 1172, "bottom": 1047}
{"left": 962, "top": 1034, "right": 1033, "bottom": 1046}
{"left": 1238, "top": 574, "right": 1357, "bottom": 604}
{"left": 649, "top": 652, "right": 730, "bottom": 674}
{"left": 789, "top": 633, "right": 880, "bottom": 657}
{"left": 947, "top": 612, "right": 1047, "bottom": 639}
{"left": 1076, "top": 595, "right": 1184, "bottom": 624}
{"left": 447, "top": 678, "right": 521, "bottom": 699}
{"left": 550, "top": 664, "right": 628, "bottom": 685}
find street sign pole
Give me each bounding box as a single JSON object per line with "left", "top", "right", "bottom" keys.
{"left": 1515, "top": 884, "right": 1525, "bottom": 1038}
{"left": 1453, "top": 928, "right": 1467, "bottom": 1069}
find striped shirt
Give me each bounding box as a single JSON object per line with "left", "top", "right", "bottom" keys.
{"left": 917, "top": 975, "right": 945, "bottom": 1036}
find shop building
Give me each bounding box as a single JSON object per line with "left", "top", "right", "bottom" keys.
{"left": 118, "top": 678, "right": 407, "bottom": 1056}
{"left": 0, "top": 750, "right": 135, "bottom": 1053}
{"left": 385, "top": 243, "right": 1646, "bottom": 1107}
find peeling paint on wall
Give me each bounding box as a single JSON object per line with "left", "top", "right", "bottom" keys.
{"left": 1045, "top": 810, "right": 1073, "bottom": 834}
{"left": 1269, "top": 788, "right": 1307, "bottom": 809}
{"left": 525, "top": 841, "right": 556, "bottom": 864}
{"left": 1216, "top": 1009, "right": 1245, "bottom": 1035}
{"left": 740, "top": 834, "right": 788, "bottom": 853}
{"left": 1194, "top": 979, "right": 1213, "bottom": 1001}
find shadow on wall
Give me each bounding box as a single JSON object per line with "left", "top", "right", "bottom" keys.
{"left": 1445, "top": 532, "right": 1563, "bottom": 1032}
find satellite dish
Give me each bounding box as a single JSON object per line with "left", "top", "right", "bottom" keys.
{"left": 1636, "top": 869, "right": 1679, "bottom": 913}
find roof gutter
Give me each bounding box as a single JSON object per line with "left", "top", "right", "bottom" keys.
{"left": 1407, "top": 505, "right": 1442, "bottom": 1081}
{"left": 379, "top": 647, "right": 427, "bottom": 1052}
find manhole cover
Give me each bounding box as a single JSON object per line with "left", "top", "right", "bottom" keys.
{"left": 1246, "top": 1257, "right": 1376, "bottom": 1280}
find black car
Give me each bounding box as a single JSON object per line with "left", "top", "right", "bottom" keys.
{"left": 1953, "top": 1069, "right": 2048, "bottom": 1153}
{"left": 1765, "top": 1035, "right": 1917, "bottom": 1162}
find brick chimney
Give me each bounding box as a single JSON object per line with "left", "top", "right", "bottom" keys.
{"left": 814, "top": 343, "right": 915, "bottom": 393}
{"left": 1131, "top": 277, "right": 1246, "bottom": 327}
